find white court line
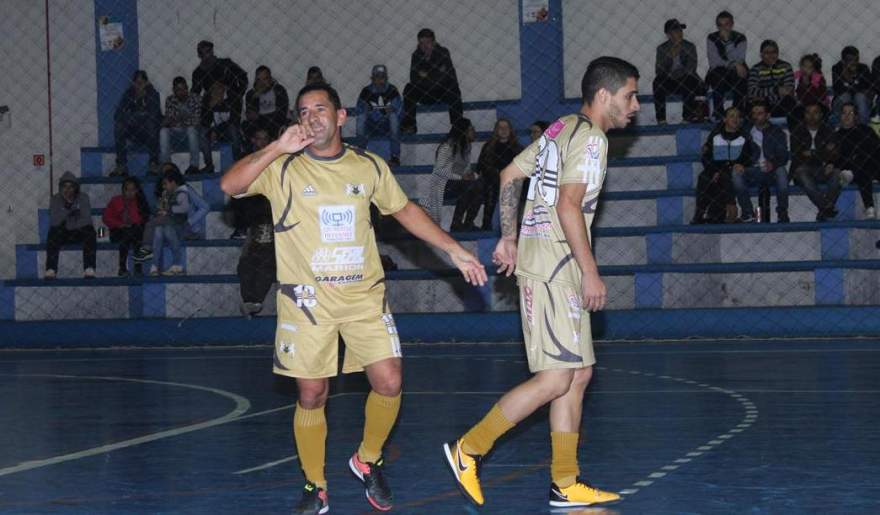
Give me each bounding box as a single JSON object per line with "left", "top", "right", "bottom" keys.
{"left": 234, "top": 455, "right": 298, "bottom": 475}
{"left": 0, "top": 374, "right": 251, "bottom": 478}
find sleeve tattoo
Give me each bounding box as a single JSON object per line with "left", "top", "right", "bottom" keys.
{"left": 499, "top": 179, "right": 524, "bottom": 238}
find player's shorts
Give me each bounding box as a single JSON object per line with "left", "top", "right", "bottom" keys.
{"left": 518, "top": 276, "right": 596, "bottom": 373}
{"left": 273, "top": 310, "right": 403, "bottom": 379}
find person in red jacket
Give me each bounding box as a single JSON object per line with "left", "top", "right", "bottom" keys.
{"left": 102, "top": 177, "right": 150, "bottom": 276}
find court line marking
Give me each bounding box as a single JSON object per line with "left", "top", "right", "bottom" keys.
{"left": 0, "top": 374, "right": 251, "bottom": 478}
{"left": 234, "top": 455, "right": 298, "bottom": 475}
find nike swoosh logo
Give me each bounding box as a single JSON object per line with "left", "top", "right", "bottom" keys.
{"left": 551, "top": 488, "right": 567, "bottom": 500}
{"left": 456, "top": 446, "right": 469, "bottom": 473}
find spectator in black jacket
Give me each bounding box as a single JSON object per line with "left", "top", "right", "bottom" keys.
{"left": 401, "top": 28, "right": 463, "bottom": 134}
{"left": 653, "top": 19, "right": 706, "bottom": 124}
{"left": 357, "top": 65, "right": 402, "bottom": 166}
{"left": 692, "top": 106, "right": 754, "bottom": 224}
{"left": 243, "top": 66, "right": 289, "bottom": 150}
{"left": 705, "top": 11, "right": 748, "bottom": 119}
{"left": 832, "top": 46, "right": 873, "bottom": 125}
{"left": 111, "top": 70, "right": 161, "bottom": 176}
{"left": 835, "top": 102, "right": 880, "bottom": 218}
{"left": 733, "top": 100, "right": 791, "bottom": 222}
{"left": 747, "top": 40, "right": 796, "bottom": 120}
{"left": 791, "top": 103, "right": 843, "bottom": 221}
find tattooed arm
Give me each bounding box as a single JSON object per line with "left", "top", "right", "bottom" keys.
{"left": 220, "top": 123, "right": 315, "bottom": 195}
{"left": 492, "top": 163, "right": 528, "bottom": 276}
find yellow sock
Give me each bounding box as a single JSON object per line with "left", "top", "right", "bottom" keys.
{"left": 551, "top": 431, "right": 580, "bottom": 488}
{"left": 461, "top": 403, "right": 515, "bottom": 456}
{"left": 357, "top": 391, "right": 402, "bottom": 463}
{"left": 293, "top": 403, "right": 327, "bottom": 490}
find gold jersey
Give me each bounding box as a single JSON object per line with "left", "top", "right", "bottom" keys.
{"left": 512, "top": 114, "right": 608, "bottom": 287}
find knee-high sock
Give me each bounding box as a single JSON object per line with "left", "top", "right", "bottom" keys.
{"left": 551, "top": 431, "right": 580, "bottom": 488}
{"left": 461, "top": 403, "right": 515, "bottom": 456}
{"left": 358, "top": 391, "right": 402, "bottom": 463}
{"left": 294, "top": 403, "right": 327, "bottom": 489}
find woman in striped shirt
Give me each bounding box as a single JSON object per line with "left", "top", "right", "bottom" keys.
{"left": 424, "top": 118, "right": 475, "bottom": 223}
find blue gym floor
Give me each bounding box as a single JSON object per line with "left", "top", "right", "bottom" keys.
{"left": 1, "top": 338, "right": 878, "bottom": 514}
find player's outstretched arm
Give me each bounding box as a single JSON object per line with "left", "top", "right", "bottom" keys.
{"left": 219, "top": 122, "right": 316, "bottom": 196}
{"left": 391, "top": 202, "right": 488, "bottom": 286}
{"left": 558, "top": 183, "right": 606, "bottom": 312}
{"left": 492, "top": 163, "right": 527, "bottom": 277}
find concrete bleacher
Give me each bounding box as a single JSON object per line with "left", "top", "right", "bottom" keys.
{"left": 3, "top": 98, "right": 880, "bottom": 325}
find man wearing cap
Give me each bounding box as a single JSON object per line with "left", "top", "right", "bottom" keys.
{"left": 357, "top": 65, "right": 402, "bottom": 166}
{"left": 401, "top": 28, "right": 463, "bottom": 134}
{"left": 654, "top": 19, "right": 706, "bottom": 124}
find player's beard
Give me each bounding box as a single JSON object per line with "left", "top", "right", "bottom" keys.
{"left": 607, "top": 102, "right": 631, "bottom": 129}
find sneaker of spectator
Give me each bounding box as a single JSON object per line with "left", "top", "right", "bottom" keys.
{"left": 84, "top": 267, "right": 96, "bottom": 278}
{"left": 133, "top": 246, "right": 153, "bottom": 262}
{"left": 240, "top": 301, "right": 263, "bottom": 319}
{"left": 865, "top": 207, "right": 877, "bottom": 219}
{"left": 162, "top": 264, "right": 185, "bottom": 276}
{"left": 230, "top": 228, "right": 247, "bottom": 240}
{"left": 44, "top": 269, "right": 56, "bottom": 280}
{"left": 148, "top": 265, "right": 159, "bottom": 276}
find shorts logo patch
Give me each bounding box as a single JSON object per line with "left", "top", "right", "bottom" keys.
{"left": 280, "top": 341, "right": 295, "bottom": 357}
{"left": 319, "top": 205, "right": 356, "bottom": 242}
{"left": 382, "top": 314, "right": 402, "bottom": 357}
{"left": 524, "top": 286, "right": 534, "bottom": 327}
{"left": 567, "top": 292, "right": 581, "bottom": 319}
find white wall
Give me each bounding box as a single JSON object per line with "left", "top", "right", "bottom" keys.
{"left": 563, "top": 0, "right": 880, "bottom": 98}
{"left": 138, "top": 0, "right": 522, "bottom": 108}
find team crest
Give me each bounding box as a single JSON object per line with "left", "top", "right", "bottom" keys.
{"left": 345, "top": 183, "right": 366, "bottom": 197}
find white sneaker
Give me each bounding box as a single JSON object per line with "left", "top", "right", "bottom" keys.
{"left": 865, "top": 207, "right": 876, "bottom": 219}
{"left": 148, "top": 265, "right": 159, "bottom": 276}
{"left": 840, "top": 169, "right": 854, "bottom": 186}
{"left": 83, "top": 268, "right": 96, "bottom": 278}
{"left": 44, "top": 269, "right": 56, "bottom": 280}
{"left": 162, "top": 265, "right": 184, "bottom": 276}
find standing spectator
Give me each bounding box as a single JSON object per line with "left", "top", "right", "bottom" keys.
{"left": 159, "top": 76, "right": 201, "bottom": 175}
{"left": 705, "top": 11, "right": 748, "bottom": 120}
{"left": 199, "top": 82, "right": 243, "bottom": 174}
{"left": 305, "top": 66, "right": 326, "bottom": 86}
{"left": 111, "top": 70, "right": 161, "bottom": 177}
{"left": 451, "top": 118, "right": 522, "bottom": 231}
{"left": 102, "top": 177, "right": 150, "bottom": 276}
{"left": 401, "top": 28, "right": 463, "bottom": 134}
{"left": 653, "top": 19, "right": 706, "bottom": 124}
{"left": 692, "top": 107, "right": 754, "bottom": 224}
{"left": 834, "top": 102, "right": 880, "bottom": 218}
{"left": 244, "top": 65, "right": 289, "bottom": 142}
{"left": 832, "top": 46, "right": 873, "bottom": 125}
{"left": 424, "top": 118, "right": 475, "bottom": 224}
{"left": 791, "top": 103, "right": 843, "bottom": 221}
{"left": 148, "top": 167, "right": 189, "bottom": 276}
{"left": 747, "top": 40, "right": 796, "bottom": 120}
{"left": 733, "top": 100, "right": 791, "bottom": 223}
{"left": 793, "top": 54, "right": 828, "bottom": 124}
{"left": 228, "top": 128, "right": 273, "bottom": 240}
{"left": 871, "top": 54, "right": 880, "bottom": 113}
{"left": 357, "top": 65, "right": 402, "bottom": 166}
{"left": 45, "top": 172, "right": 96, "bottom": 279}
{"left": 191, "top": 40, "right": 247, "bottom": 120}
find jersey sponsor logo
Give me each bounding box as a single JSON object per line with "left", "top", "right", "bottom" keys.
{"left": 310, "top": 246, "right": 365, "bottom": 273}
{"left": 302, "top": 184, "right": 317, "bottom": 197}
{"left": 345, "top": 183, "right": 366, "bottom": 197}
{"left": 314, "top": 273, "right": 364, "bottom": 284}
{"left": 290, "top": 284, "right": 318, "bottom": 308}
{"left": 524, "top": 286, "right": 534, "bottom": 327}
{"left": 577, "top": 136, "right": 604, "bottom": 185}
{"left": 319, "top": 205, "right": 356, "bottom": 242}
{"left": 520, "top": 206, "right": 552, "bottom": 239}
{"left": 527, "top": 135, "right": 560, "bottom": 206}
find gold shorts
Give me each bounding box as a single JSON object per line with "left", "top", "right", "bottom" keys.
{"left": 273, "top": 310, "right": 402, "bottom": 379}
{"left": 519, "top": 277, "right": 595, "bottom": 373}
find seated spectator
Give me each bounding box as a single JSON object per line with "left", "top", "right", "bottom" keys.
{"left": 705, "top": 10, "right": 748, "bottom": 119}
{"left": 451, "top": 118, "right": 522, "bottom": 231}
{"left": 529, "top": 120, "right": 549, "bottom": 142}
{"left": 401, "top": 28, "right": 463, "bottom": 134}
{"left": 45, "top": 172, "right": 96, "bottom": 279}
{"left": 832, "top": 46, "right": 873, "bottom": 125}
{"left": 653, "top": 19, "right": 706, "bottom": 124}
{"left": 244, "top": 65, "right": 289, "bottom": 143}
{"left": 148, "top": 167, "right": 190, "bottom": 276}
{"left": 192, "top": 40, "right": 248, "bottom": 173}
{"left": 791, "top": 103, "right": 843, "bottom": 221}
{"left": 793, "top": 54, "right": 828, "bottom": 124}
{"left": 424, "top": 118, "right": 475, "bottom": 224}
{"left": 692, "top": 107, "right": 754, "bottom": 224}
{"left": 357, "top": 65, "right": 402, "bottom": 166}
{"left": 872, "top": 54, "right": 880, "bottom": 113}
{"left": 733, "top": 100, "right": 791, "bottom": 223}
{"left": 834, "top": 102, "right": 880, "bottom": 218}
{"left": 159, "top": 76, "right": 201, "bottom": 175}
{"left": 228, "top": 128, "right": 272, "bottom": 240}
{"left": 199, "top": 82, "right": 243, "bottom": 174}
{"left": 111, "top": 70, "right": 161, "bottom": 176}
{"left": 747, "top": 40, "right": 796, "bottom": 120}
{"left": 102, "top": 177, "right": 150, "bottom": 276}
{"left": 305, "top": 66, "right": 326, "bottom": 86}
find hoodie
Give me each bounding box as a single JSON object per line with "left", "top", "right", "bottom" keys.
{"left": 49, "top": 172, "right": 92, "bottom": 230}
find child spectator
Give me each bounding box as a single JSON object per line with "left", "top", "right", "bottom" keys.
{"left": 159, "top": 76, "right": 201, "bottom": 175}
{"left": 148, "top": 167, "right": 189, "bottom": 276}
{"left": 45, "top": 172, "right": 96, "bottom": 279}
{"left": 793, "top": 54, "right": 828, "bottom": 124}
{"left": 111, "top": 70, "right": 161, "bottom": 176}
{"left": 102, "top": 177, "right": 150, "bottom": 276}
{"left": 424, "top": 118, "right": 475, "bottom": 224}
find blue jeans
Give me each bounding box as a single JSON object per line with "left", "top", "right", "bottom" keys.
{"left": 357, "top": 113, "right": 400, "bottom": 158}
{"left": 159, "top": 126, "right": 200, "bottom": 167}
{"left": 732, "top": 166, "right": 789, "bottom": 215}
{"left": 152, "top": 223, "right": 183, "bottom": 270}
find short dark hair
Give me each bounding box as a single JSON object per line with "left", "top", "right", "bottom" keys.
{"left": 716, "top": 10, "right": 733, "bottom": 25}
{"left": 760, "top": 40, "right": 778, "bottom": 52}
{"left": 132, "top": 69, "right": 149, "bottom": 82}
{"left": 750, "top": 99, "right": 769, "bottom": 111}
{"left": 803, "top": 102, "right": 825, "bottom": 116}
{"left": 295, "top": 82, "right": 342, "bottom": 114}
{"left": 724, "top": 105, "right": 740, "bottom": 117}
{"left": 256, "top": 65, "right": 271, "bottom": 76}
{"left": 172, "top": 76, "right": 187, "bottom": 88}
{"left": 417, "top": 28, "right": 435, "bottom": 40}
{"left": 841, "top": 101, "right": 858, "bottom": 114}
{"left": 197, "top": 40, "right": 213, "bottom": 52}
{"left": 162, "top": 164, "right": 185, "bottom": 186}
{"left": 842, "top": 46, "right": 859, "bottom": 60}
{"left": 581, "top": 56, "right": 639, "bottom": 105}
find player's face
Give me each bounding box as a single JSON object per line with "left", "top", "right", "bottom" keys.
{"left": 605, "top": 77, "right": 640, "bottom": 129}
{"left": 298, "top": 91, "right": 347, "bottom": 149}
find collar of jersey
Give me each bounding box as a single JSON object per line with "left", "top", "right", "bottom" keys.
{"left": 305, "top": 147, "right": 347, "bottom": 161}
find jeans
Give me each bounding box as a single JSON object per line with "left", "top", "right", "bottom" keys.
{"left": 832, "top": 92, "right": 872, "bottom": 125}
{"left": 152, "top": 223, "right": 183, "bottom": 270}
{"left": 46, "top": 225, "right": 97, "bottom": 271}
{"left": 201, "top": 124, "right": 242, "bottom": 168}
{"left": 652, "top": 73, "right": 706, "bottom": 122}
{"left": 705, "top": 67, "right": 747, "bottom": 118}
{"left": 159, "top": 126, "right": 200, "bottom": 167}
{"left": 357, "top": 113, "right": 401, "bottom": 158}
{"left": 732, "top": 166, "right": 790, "bottom": 216}
{"left": 115, "top": 117, "right": 159, "bottom": 166}
{"left": 402, "top": 79, "right": 463, "bottom": 130}
{"left": 794, "top": 164, "right": 842, "bottom": 213}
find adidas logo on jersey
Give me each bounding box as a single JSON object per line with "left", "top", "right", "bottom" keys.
{"left": 302, "top": 185, "right": 317, "bottom": 196}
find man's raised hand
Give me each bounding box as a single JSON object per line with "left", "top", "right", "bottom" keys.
{"left": 276, "top": 122, "right": 315, "bottom": 154}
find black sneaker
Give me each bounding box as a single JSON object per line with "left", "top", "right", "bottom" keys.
{"left": 199, "top": 164, "right": 215, "bottom": 175}
{"left": 132, "top": 247, "right": 153, "bottom": 262}
{"left": 293, "top": 481, "right": 328, "bottom": 515}
{"left": 184, "top": 165, "right": 200, "bottom": 175}
{"left": 230, "top": 228, "right": 247, "bottom": 240}
{"left": 349, "top": 452, "right": 392, "bottom": 511}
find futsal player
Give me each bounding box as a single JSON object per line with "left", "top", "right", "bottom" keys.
{"left": 443, "top": 57, "right": 640, "bottom": 508}
{"left": 221, "top": 82, "right": 487, "bottom": 514}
